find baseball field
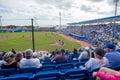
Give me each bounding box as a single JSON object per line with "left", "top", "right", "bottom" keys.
{"left": 0, "top": 32, "right": 80, "bottom": 52}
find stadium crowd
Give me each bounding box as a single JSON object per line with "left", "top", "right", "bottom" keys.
{"left": 59, "top": 23, "right": 120, "bottom": 48}
{"left": 0, "top": 41, "right": 120, "bottom": 79}
{"left": 0, "top": 24, "right": 120, "bottom": 79}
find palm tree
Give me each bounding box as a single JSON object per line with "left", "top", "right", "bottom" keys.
{"left": 114, "top": 0, "right": 119, "bottom": 16}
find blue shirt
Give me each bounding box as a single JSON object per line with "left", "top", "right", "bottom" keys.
{"left": 104, "top": 51, "right": 120, "bottom": 67}
{"left": 71, "top": 53, "right": 80, "bottom": 60}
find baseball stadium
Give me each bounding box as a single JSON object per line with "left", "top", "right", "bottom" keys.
{"left": 0, "top": 0, "right": 120, "bottom": 80}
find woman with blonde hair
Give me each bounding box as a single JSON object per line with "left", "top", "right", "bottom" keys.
{"left": 1, "top": 52, "right": 19, "bottom": 69}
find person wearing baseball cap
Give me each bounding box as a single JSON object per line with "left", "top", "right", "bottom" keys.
{"left": 104, "top": 43, "right": 120, "bottom": 67}
{"left": 104, "top": 43, "right": 116, "bottom": 52}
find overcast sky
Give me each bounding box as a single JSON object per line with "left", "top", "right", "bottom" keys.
{"left": 0, "top": 0, "right": 120, "bottom": 26}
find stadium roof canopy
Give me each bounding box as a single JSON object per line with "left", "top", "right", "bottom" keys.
{"left": 68, "top": 15, "right": 120, "bottom": 25}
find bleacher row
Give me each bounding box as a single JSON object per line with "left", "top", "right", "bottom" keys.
{"left": 59, "top": 23, "right": 120, "bottom": 48}
{"left": 0, "top": 59, "right": 120, "bottom": 80}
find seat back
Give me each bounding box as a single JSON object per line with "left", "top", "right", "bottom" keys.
{"left": 74, "top": 62, "right": 85, "bottom": 68}
{"left": 64, "top": 69, "right": 88, "bottom": 80}
{"left": 0, "top": 68, "right": 17, "bottom": 77}
{"left": 88, "top": 67, "right": 100, "bottom": 73}
{"left": 53, "top": 60, "right": 67, "bottom": 65}
{"left": 34, "top": 70, "right": 60, "bottom": 80}
{"left": 4, "top": 76, "right": 29, "bottom": 80}
{"left": 81, "top": 58, "right": 89, "bottom": 62}
{"left": 39, "top": 65, "right": 57, "bottom": 71}
{"left": 67, "top": 60, "right": 79, "bottom": 63}
{"left": 88, "top": 67, "right": 100, "bottom": 80}
{"left": 0, "top": 76, "right": 4, "bottom": 80}
{"left": 57, "top": 63, "right": 74, "bottom": 70}
{"left": 41, "top": 58, "right": 51, "bottom": 63}
{"left": 19, "top": 68, "right": 38, "bottom": 74}
{"left": 41, "top": 62, "right": 53, "bottom": 65}
{"left": 9, "top": 73, "right": 33, "bottom": 80}
{"left": 113, "top": 65, "right": 120, "bottom": 71}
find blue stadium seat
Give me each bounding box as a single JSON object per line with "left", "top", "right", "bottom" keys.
{"left": 73, "top": 62, "right": 85, "bottom": 68}
{"left": 0, "top": 76, "right": 4, "bottom": 80}
{"left": 53, "top": 60, "right": 68, "bottom": 65}
{"left": 81, "top": 58, "right": 89, "bottom": 62}
{"left": 19, "top": 68, "right": 38, "bottom": 74}
{"left": 3, "top": 76, "right": 29, "bottom": 80}
{"left": 57, "top": 63, "right": 74, "bottom": 70}
{"left": 88, "top": 66, "right": 113, "bottom": 80}
{"left": 39, "top": 65, "right": 57, "bottom": 71}
{"left": 34, "top": 70, "right": 60, "bottom": 80}
{"left": 63, "top": 68, "right": 88, "bottom": 80}
{"left": 88, "top": 67, "right": 100, "bottom": 80}
{"left": 113, "top": 65, "right": 120, "bottom": 71}
{"left": 88, "top": 67, "right": 100, "bottom": 73}
{"left": 67, "top": 59, "right": 79, "bottom": 63}
{"left": 106, "top": 66, "right": 113, "bottom": 69}
{"left": 9, "top": 73, "right": 33, "bottom": 80}
{"left": 0, "top": 68, "right": 18, "bottom": 77}
{"left": 41, "top": 58, "right": 53, "bottom": 65}
{"left": 41, "top": 61, "right": 53, "bottom": 66}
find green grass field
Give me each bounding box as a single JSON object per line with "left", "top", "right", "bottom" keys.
{"left": 0, "top": 32, "right": 80, "bottom": 52}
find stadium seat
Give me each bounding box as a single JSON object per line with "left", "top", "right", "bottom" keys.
{"left": 0, "top": 68, "right": 18, "bottom": 77}
{"left": 41, "top": 61, "right": 53, "bottom": 66}
{"left": 63, "top": 68, "right": 88, "bottom": 80}
{"left": 53, "top": 60, "right": 67, "bottom": 65}
{"left": 39, "top": 65, "right": 57, "bottom": 71}
{"left": 88, "top": 67, "right": 100, "bottom": 80}
{"left": 57, "top": 63, "right": 74, "bottom": 71}
{"left": 9, "top": 73, "right": 33, "bottom": 80}
{"left": 0, "top": 76, "right": 4, "bottom": 80}
{"left": 34, "top": 70, "right": 60, "bottom": 80}
{"left": 88, "top": 66, "right": 113, "bottom": 80}
{"left": 41, "top": 58, "right": 51, "bottom": 63}
{"left": 113, "top": 65, "right": 120, "bottom": 71}
{"left": 81, "top": 58, "right": 89, "bottom": 62}
{"left": 3, "top": 76, "right": 29, "bottom": 80}
{"left": 73, "top": 62, "right": 85, "bottom": 68}
{"left": 19, "top": 68, "right": 38, "bottom": 74}
{"left": 106, "top": 66, "right": 113, "bottom": 69}
{"left": 67, "top": 59, "right": 79, "bottom": 63}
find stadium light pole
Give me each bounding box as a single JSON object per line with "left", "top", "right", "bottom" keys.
{"left": 31, "top": 18, "right": 35, "bottom": 52}
{"left": 0, "top": 16, "right": 2, "bottom": 29}
{"left": 113, "top": 0, "right": 119, "bottom": 38}
{"left": 114, "top": 0, "right": 119, "bottom": 16}
{"left": 59, "top": 12, "right": 61, "bottom": 30}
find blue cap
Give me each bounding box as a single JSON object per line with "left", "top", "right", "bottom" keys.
{"left": 104, "top": 44, "right": 115, "bottom": 49}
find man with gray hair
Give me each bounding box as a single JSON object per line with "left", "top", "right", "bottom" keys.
{"left": 20, "top": 49, "right": 42, "bottom": 68}
{"left": 78, "top": 47, "right": 89, "bottom": 61}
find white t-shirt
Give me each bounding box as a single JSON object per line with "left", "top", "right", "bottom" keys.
{"left": 85, "top": 57, "right": 109, "bottom": 70}
{"left": 78, "top": 51, "right": 88, "bottom": 60}
{"left": 20, "top": 58, "right": 42, "bottom": 68}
